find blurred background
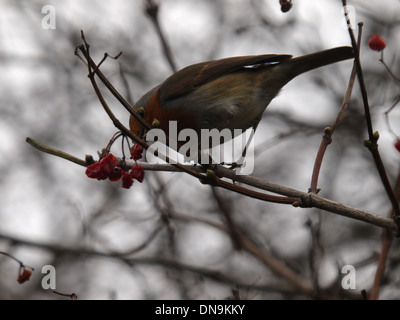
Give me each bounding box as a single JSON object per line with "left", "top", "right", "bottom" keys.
{"left": 1, "top": 0, "right": 400, "bottom": 299}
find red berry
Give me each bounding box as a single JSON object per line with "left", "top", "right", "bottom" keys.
{"left": 100, "top": 153, "right": 117, "bottom": 175}
{"left": 130, "top": 144, "right": 143, "bottom": 161}
{"left": 368, "top": 34, "right": 386, "bottom": 51}
{"left": 129, "top": 166, "right": 145, "bottom": 183}
{"left": 121, "top": 171, "right": 134, "bottom": 189}
{"left": 108, "top": 167, "right": 123, "bottom": 182}
{"left": 86, "top": 162, "right": 108, "bottom": 180}
{"left": 17, "top": 268, "right": 32, "bottom": 284}
{"left": 395, "top": 139, "right": 400, "bottom": 153}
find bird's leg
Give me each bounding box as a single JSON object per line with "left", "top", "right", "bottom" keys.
{"left": 230, "top": 115, "right": 261, "bottom": 169}
{"left": 199, "top": 114, "right": 236, "bottom": 167}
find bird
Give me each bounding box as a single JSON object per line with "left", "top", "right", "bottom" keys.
{"left": 129, "top": 46, "right": 353, "bottom": 150}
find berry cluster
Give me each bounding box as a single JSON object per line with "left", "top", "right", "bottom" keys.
{"left": 85, "top": 144, "right": 145, "bottom": 189}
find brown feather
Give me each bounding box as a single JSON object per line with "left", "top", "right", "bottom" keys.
{"left": 159, "top": 54, "right": 292, "bottom": 101}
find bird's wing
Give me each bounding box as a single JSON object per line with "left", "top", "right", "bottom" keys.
{"left": 159, "top": 54, "right": 292, "bottom": 101}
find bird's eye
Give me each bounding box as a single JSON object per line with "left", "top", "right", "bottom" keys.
{"left": 137, "top": 109, "right": 145, "bottom": 118}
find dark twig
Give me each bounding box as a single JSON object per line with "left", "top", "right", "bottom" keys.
{"left": 369, "top": 168, "right": 400, "bottom": 299}
{"left": 342, "top": 0, "right": 400, "bottom": 226}
{"left": 145, "top": 0, "right": 178, "bottom": 72}
{"left": 0, "top": 251, "right": 34, "bottom": 271}
{"left": 52, "top": 290, "right": 78, "bottom": 300}
{"left": 384, "top": 94, "right": 400, "bottom": 139}
{"left": 0, "top": 250, "right": 34, "bottom": 284}
{"left": 24, "top": 132, "right": 399, "bottom": 232}
{"left": 75, "top": 31, "right": 213, "bottom": 185}
{"left": 211, "top": 187, "right": 243, "bottom": 249}
{"left": 306, "top": 217, "right": 323, "bottom": 296}
{"left": 27, "top": 31, "right": 399, "bottom": 237}
{"left": 75, "top": 31, "right": 303, "bottom": 206}
{"left": 0, "top": 231, "right": 302, "bottom": 294}
{"left": 26, "top": 137, "right": 87, "bottom": 167}
{"left": 379, "top": 57, "right": 400, "bottom": 84}
{"left": 309, "top": 24, "right": 359, "bottom": 193}
{"left": 118, "top": 61, "right": 135, "bottom": 106}
{"left": 171, "top": 212, "right": 315, "bottom": 296}
{"left": 382, "top": 49, "right": 400, "bottom": 139}
{"left": 74, "top": 33, "right": 150, "bottom": 133}
{"left": 369, "top": 228, "right": 393, "bottom": 300}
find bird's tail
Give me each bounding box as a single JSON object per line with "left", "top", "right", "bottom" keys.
{"left": 274, "top": 46, "right": 354, "bottom": 85}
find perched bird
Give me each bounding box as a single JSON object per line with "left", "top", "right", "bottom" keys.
{"left": 130, "top": 46, "right": 353, "bottom": 146}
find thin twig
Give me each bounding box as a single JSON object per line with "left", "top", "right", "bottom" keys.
{"left": 0, "top": 251, "right": 35, "bottom": 271}
{"left": 52, "top": 290, "right": 77, "bottom": 300}
{"left": 384, "top": 94, "right": 400, "bottom": 139}
{"left": 309, "top": 23, "right": 359, "bottom": 192}
{"left": 379, "top": 58, "right": 400, "bottom": 84}
{"left": 137, "top": 162, "right": 397, "bottom": 231}
{"left": 76, "top": 31, "right": 303, "bottom": 205}
{"left": 75, "top": 32, "right": 150, "bottom": 132}
{"left": 0, "top": 231, "right": 302, "bottom": 294}
{"left": 118, "top": 61, "right": 135, "bottom": 106}
{"left": 171, "top": 212, "right": 315, "bottom": 296}
{"left": 26, "top": 137, "right": 87, "bottom": 167}
{"left": 145, "top": 0, "right": 178, "bottom": 72}
{"left": 369, "top": 168, "right": 400, "bottom": 299}
{"left": 23, "top": 132, "right": 399, "bottom": 232}
{"left": 306, "top": 217, "right": 323, "bottom": 296}
{"left": 211, "top": 187, "right": 243, "bottom": 249}
{"left": 76, "top": 32, "right": 205, "bottom": 181}
{"left": 342, "top": 0, "right": 400, "bottom": 224}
